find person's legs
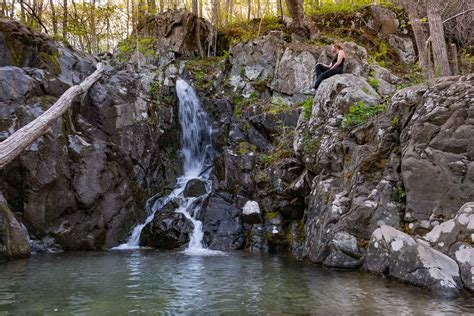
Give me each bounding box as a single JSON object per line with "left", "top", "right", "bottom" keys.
{"left": 315, "top": 64, "right": 330, "bottom": 77}
{"left": 314, "top": 68, "right": 343, "bottom": 90}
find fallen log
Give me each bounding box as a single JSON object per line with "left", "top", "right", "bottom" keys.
{"left": 0, "top": 63, "right": 104, "bottom": 169}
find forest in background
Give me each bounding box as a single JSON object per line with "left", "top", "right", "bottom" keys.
{"left": 0, "top": 0, "right": 473, "bottom": 79}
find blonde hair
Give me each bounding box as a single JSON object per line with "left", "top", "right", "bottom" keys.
{"left": 332, "top": 43, "right": 343, "bottom": 50}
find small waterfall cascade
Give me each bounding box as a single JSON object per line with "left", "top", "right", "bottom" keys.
{"left": 113, "top": 79, "right": 221, "bottom": 255}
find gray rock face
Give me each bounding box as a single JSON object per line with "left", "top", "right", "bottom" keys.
{"left": 401, "top": 75, "right": 474, "bottom": 226}
{"left": 0, "top": 58, "right": 181, "bottom": 251}
{"left": 271, "top": 46, "right": 318, "bottom": 96}
{"left": 421, "top": 203, "right": 474, "bottom": 292}
{"left": 369, "top": 64, "right": 402, "bottom": 96}
{"left": 0, "top": 194, "right": 30, "bottom": 261}
{"left": 293, "top": 73, "right": 403, "bottom": 266}
{"left": 199, "top": 194, "right": 244, "bottom": 251}
{"left": 140, "top": 209, "right": 194, "bottom": 249}
{"left": 364, "top": 225, "right": 462, "bottom": 297}
{"left": 367, "top": 5, "right": 399, "bottom": 35}
{"left": 183, "top": 178, "right": 208, "bottom": 198}
{"left": 229, "top": 33, "right": 285, "bottom": 96}
{"left": 388, "top": 35, "right": 416, "bottom": 63}
{"left": 137, "top": 9, "right": 216, "bottom": 60}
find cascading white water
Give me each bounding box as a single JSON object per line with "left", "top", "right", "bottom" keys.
{"left": 113, "top": 79, "right": 222, "bottom": 256}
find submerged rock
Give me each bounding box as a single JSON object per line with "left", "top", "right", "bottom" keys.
{"left": 0, "top": 194, "right": 30, "bottom": 261}
{"left": 364, "top": 225, "right": 462, "bottom": 297}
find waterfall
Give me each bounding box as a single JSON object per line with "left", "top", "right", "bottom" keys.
{"left": 113, "top": 79, "right": 222, "bottom": 256}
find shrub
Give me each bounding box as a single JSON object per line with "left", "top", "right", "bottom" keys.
{"left": 342, "top": 101, "right": 386, "bottom": 127}
{"left": 368, "top": 77, "right": 380, "bottom": 90}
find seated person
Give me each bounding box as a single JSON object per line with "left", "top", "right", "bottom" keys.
{"left": 314, "top": 43, "right": 345, "bottom": 90}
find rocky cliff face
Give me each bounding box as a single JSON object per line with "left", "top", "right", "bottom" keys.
{"left": 0, "top": 7, "right": 473, "bottom": 296}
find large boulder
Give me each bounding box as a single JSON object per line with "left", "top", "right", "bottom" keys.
{"left": 229, "top": 33, "right": 285, "bottom": 96}
{"left": 199, "top": 194, "right": 244, "bottom": 251}
{"left": 367, "top": 5, "right": 400, "bottom": 35}
{"left": 401, "top": 74, "right": 474, "bottom": 227}
{"left": 136, "top": 9, "right": 216, "bottom": 60}
{"left": 183, "top": 178, "right": 208, "bottom": 198}
{"left": 271, "top": 45, "right": 319, "bottom": 96}
{"left": 421, "top": 203, "right": 474, "bottom": 292}
{"left": 0, "top": 18, "right": 95, "bottom": 85}
{"left": 388, "top": 35, "right": 416, "bottom": 64}
{"left": 0, "top": 194, "right": 30, "bottom": 261}
{"left": 140, "top": 208, "right": 194, "bottom": 250}
{"left": 364, "top": 225, "right": 463, "bottom": 297}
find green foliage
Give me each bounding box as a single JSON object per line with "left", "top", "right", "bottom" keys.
{"left": 342, "top": 101, "right": 386, "bottom": 128}
{"left": 299, "top": 98, "right": 313, "bottom": 120}
{"left": 149, "top": 80, "right": 161, "bottom": 101}
{"left": 223, "top": 16, "right": 284, "bottom": 46}
{"left": 308, "top": 0, "right": 394, "bottom": 15}
{"left": 368, "top": 77, "right": 380, "bottom": 90}
{"left": 117, "top": 37, "right": 156, "bottom": 62}
{"left": 391, "top": 116, "right": 399, "bottom": 127}
{"left": 265, "top": 211, "right": 279, "bottom": 220}
{"left": 39, "top": 51, "right": 61, "bottom": 75}
{"left": 238, "top": 142, "right": 256, "bottom": 155}
{"left": 267, "top": 97, "right": 290, "bottom": 115}
{"left": 396, "top": 185, "right": 406, "bottom": 202}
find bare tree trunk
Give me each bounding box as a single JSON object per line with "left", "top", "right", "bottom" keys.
{"left": 49, "top": 0, "right": 57, "bottom": 35}
{"left": 426, "top": 0, "right": 451, "bottom": 77}
{"left": 192, "top": 0, "right": 197, "bottom": 15}
{"left": 449, "top": 43, "right": 460, "bottom": 75}
{"left": 247, "top": 0, "right": 251, "bottom": 20}
{"left": 62, "top": 0, "right": 67, "bottom": 39}
{"left": 1, "top": 0, "right": 6, "bottom": 16}
{"left": 0, "top": 64, "right": 104, "bottom": 170}
{"left": 402, "top": 0, "right": 429, "bottom": 72}
{"left": 10, "top": 0, "right": 15, "bottom": 17}
{"left": 285, "top": 0, "right": 305, "bottom": 30}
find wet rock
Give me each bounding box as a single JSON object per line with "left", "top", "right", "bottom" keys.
{"left": 323, "top": 232, "right": 363, "bottom": 269}
{"left": 140, "top": 209, "right": 194, "bottom": 250}
{"left": 420, "top": 203, "right": 474, "bottom": 291}
{"left": 200, "top": 194, "right": 244, "bottom": 251}
{"left": 401, "top": 75, "right": 474, "bottom": 225}
{"left": 452, "top": 243, "right": 474, "bottom": 292}
{"left": 242, "top": 200, "right": 262, "bottom": 224}
{"left": 183, "top": 178, "right": 208, "bottom": 198}
{"left": 0, "top": 194, "right": 30, "bottom": 261}
{"left": 364, "top": 225, "right": 462, "bottom": 297}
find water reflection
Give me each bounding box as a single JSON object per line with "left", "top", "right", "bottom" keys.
{"left": 0, "top": 252, "right": 473, "bottom": 314}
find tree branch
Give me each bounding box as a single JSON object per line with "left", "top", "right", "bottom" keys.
{"left": 0, "top": 63, "right": 104, "bottom": 169}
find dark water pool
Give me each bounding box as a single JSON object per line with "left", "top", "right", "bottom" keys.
{"left": 0, "top": 251, "right": 473, "bottom": 314}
